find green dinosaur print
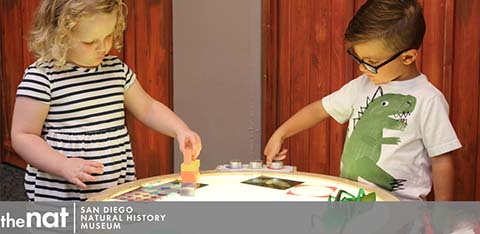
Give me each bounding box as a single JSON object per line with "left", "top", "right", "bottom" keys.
{"left": 341, "top": 87, "right": 416, "bottom": 191}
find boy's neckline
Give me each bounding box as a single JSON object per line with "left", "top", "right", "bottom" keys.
{"left": 379, "top": 73, "right": 426, "bottom": 88}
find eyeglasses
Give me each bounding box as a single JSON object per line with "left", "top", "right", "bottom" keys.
{"left": 347, "top": 48, "right": 411, "bottom": 74}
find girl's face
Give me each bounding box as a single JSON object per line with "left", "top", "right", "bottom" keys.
{"left": 67, "top": 12, "right": 117, "bottom": 68}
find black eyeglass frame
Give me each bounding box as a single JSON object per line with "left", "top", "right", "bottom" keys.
{"left": 347, "top": 48, "right": 412, "bottom": 74}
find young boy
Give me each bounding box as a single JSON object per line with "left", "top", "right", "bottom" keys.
{"left": 264, "top": 0, "right": 461, "bottom": 201}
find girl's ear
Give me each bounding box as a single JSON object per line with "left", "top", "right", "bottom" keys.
{"left": 402, "top": 49, "right": 418, "bottom": 65}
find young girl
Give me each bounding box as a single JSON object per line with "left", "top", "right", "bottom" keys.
{"left": 11, "top": 0, "right": 202, "bottom": 201}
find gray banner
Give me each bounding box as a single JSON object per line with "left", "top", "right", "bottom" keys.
{"left": 1, "top": 202, "right": 479, "bottom": 234}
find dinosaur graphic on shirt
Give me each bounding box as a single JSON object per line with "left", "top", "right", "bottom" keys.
{"left": 340, "top": 87, "right": 416, "bottom": 191}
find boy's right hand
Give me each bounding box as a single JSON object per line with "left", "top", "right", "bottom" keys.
{"left": 61, "top": 158, "right": 104, "bottom": 188}
{"left": 264, "top": 134, "right": 288, "bottom": 166}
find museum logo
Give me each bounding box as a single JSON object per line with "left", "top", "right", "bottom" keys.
{"left": 0, "top": 207, "right": 69, "bottom": 229}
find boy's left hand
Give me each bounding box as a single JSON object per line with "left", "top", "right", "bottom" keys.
{"left": 176, "top": 129, "right": 202, "bottom": 163}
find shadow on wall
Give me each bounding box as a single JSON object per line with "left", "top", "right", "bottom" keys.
{"left": 0, "top": 163, "right": 28, "bottom": 201}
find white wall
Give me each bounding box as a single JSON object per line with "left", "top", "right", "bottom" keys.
{"left": 173, "top": 0, "right": 261, "bottom": 171}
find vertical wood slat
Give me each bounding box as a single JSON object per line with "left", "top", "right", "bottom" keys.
{"left": 20, "top": 0, "right": 39, "bottom": 68}
{"left": 466, "top": 0, "right": 480, "bottom": 198}
{"left": 0, "top": 0, "right": 28, "bottom": 168}
{"left": 1, "top": 0, "right": 22, "bottom": 146}
{"left": 421, "top": 0, "right": 455, "bottom": 201}
{"left": 0, "top": 0, "right": 3, "bottom": 163}
{"left": 287, "top": 0, "right": 311, "bottom": 172}
{"left": 416, "top": 0, "right": 424, "bottom": 71}
{"left": 441, "top": 0, "right": 455, "bottom": 104}
{"left": 17, "top": 0, "right": 39, "bottom": 168}
{"left": 422, "top": 0, "right": 446, "bottom": 91}
{"left": 308, "top": 0, "right": 331, "bottom": 174}
{"left": 451, "top": 0, "right": 479, "bottom": 201}
{"left": 478, "top": 67, "right": 480, "bottom": 200}
{"left": 125, "top": 0, "right": 173, "bottom": 178}
{"left": 277, "top": 0, "right": 293, "bottom": 166}
{"left": 123, "top": 0, "right": 135, "bottom": 65}
{"left": 261, "top": 0, "right": 279, "bottom": 157}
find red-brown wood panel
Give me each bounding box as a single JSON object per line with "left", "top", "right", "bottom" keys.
{"left": 456, "top": 0, "right": 479, "bottom": 201}
{"left": 354, "top": 0, "right": 367, "bottom": 10}
{"left": 261, "top": 0, "right": 279, "bottom": 155}
{"left": 262, "top": 0, "right": 480, "bottom": 200}
{"left": 309, "top": 0, "right": 331, "bottom": 174}
{"left": 287, "top": 0, "right": 312, "bottom": 172}
{"left": 421, "top": 0, "right": 456, "bottom": 201}
{"left": 422, "top": 0, "right": 445, "bottom": 90}
{"left": 416, "top": 0, "right": 424, "bottom": 71}
{"left": 443, "top": 0, "right": 455, "bottom": 102}
{"left": 269, "top": 0, "right": 356, "bottom": 175}
{"left": 21, "top": 0, "right": 39, "bottom": 68}
{"left": 478, "top": 71, "right": 480, "bottom": 201}
{"left": 124, "top": 0, "right": 173, "bottom": 178}
{"left": 0, "top": 0, "right": 29, "bottom": 168}
{"left": 277, "top": 0, "right": 293, "bottom": 167}
{"left": 451, "top": 0, "right": 479, "bottom": 201}
{"left": 0, "top": 0, "right": 3, "bottom": 163}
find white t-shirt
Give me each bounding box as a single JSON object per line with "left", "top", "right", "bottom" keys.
{"left": 322, "top": 74, "right": 461, "bottom": 200}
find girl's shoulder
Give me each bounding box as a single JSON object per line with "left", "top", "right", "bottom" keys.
{"left": 23, "top": 60, "right": 59, "bottom": 84}
{"left": 102, "top": 54, "right": 121, "bottom": 62}
{"left": 24, "top": 59, "right": 80, "bottom": 78}
{"left": 101, "top": 55, "right": 130, "bottom": 70}
{"left": 25, "top": 60, "right": 56, "bottom": 73}
{"left": 102, "top": 55, "right": 125, "bottom": 65}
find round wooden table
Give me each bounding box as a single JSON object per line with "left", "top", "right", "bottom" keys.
{"left": 88, "top": 171, "right": 398, "bottom": 201}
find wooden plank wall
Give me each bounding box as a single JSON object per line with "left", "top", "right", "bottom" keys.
{"left": 0, "top": 0, "right": 173, "bottom": 178}
{"left": 262, "top": 0, "right": 480, "bottom": 200}
{"left": 0, "top": 0, "right": 33, "bottom": 168}
{"left": 2, "top": 0, "right": 479, "bottom": 200}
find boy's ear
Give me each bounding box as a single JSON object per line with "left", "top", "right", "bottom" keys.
{"left": 402, "top": 49, "right": 418, "bottom": 65}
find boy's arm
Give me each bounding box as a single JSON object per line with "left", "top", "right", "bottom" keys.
{"left": 124, "top": 80, "right": 201, "bottom": 157}
{"left": 431, "top": 153, "right": 455, "bottom": 201}
{"left": 11, "top": 97, "right": 103, "bottom": 188}
{"left": 264, "top": 100, "right": 330, "bottom": 164}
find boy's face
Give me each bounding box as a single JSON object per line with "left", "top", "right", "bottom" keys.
{"left": 67, "top": 12, "right": 117, "bottom": 68}
{"left": 350, "top": 40, "right": 417, "bottom": 85}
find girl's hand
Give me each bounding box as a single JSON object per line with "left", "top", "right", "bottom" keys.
{"left": 264, "top": 134, "right": 288, "bottom": 166}
{"left": 61, "top": 158, "right": 104, "bottom": 188}
{"left": 176, "top": 129, "right": 202, "bottom": 163}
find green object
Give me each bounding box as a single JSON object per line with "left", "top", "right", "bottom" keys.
{"left": 329, "top": 188, "right": 376, "bottom": 202}
{"left": 359, "top": 191, "right": 376, "bottom": 201}
{"left": 341, "top": 87, "right": 415, "bottom": 191}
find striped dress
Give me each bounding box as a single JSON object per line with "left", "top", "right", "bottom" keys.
{"left": 16, "top": 55, "right": 136, "bottom": 201}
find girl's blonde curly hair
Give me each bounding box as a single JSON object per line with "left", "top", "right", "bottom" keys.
{"left": 29, "top": 0, "right": 127, "bottom": 67}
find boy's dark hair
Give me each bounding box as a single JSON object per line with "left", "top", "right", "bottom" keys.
{"left": 344, "top": 0, "right": 426, "bottom": 51}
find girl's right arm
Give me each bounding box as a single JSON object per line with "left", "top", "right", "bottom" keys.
{"left": 264, "top": 100, "right": 330, "bottom": 165}
{"left": 11, "top": 97, "right": 104, "bottom": 188}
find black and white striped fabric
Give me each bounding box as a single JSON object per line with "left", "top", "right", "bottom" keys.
{"left": 17, "top": 55, "right": 136, "bottom": 201}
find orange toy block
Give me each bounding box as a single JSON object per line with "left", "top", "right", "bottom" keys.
{"left": 181, "top": 159, "right": 200, "bottom": 172}
{"left": 181, "top": 171, "right": 199, "bottom": 183}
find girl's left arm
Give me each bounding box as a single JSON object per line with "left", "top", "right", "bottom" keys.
{"left": 431, "top": 153, "right": 455, "bottom": 201}
{"left": 124, "top": 80, "right": 202, "bottom": 159}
